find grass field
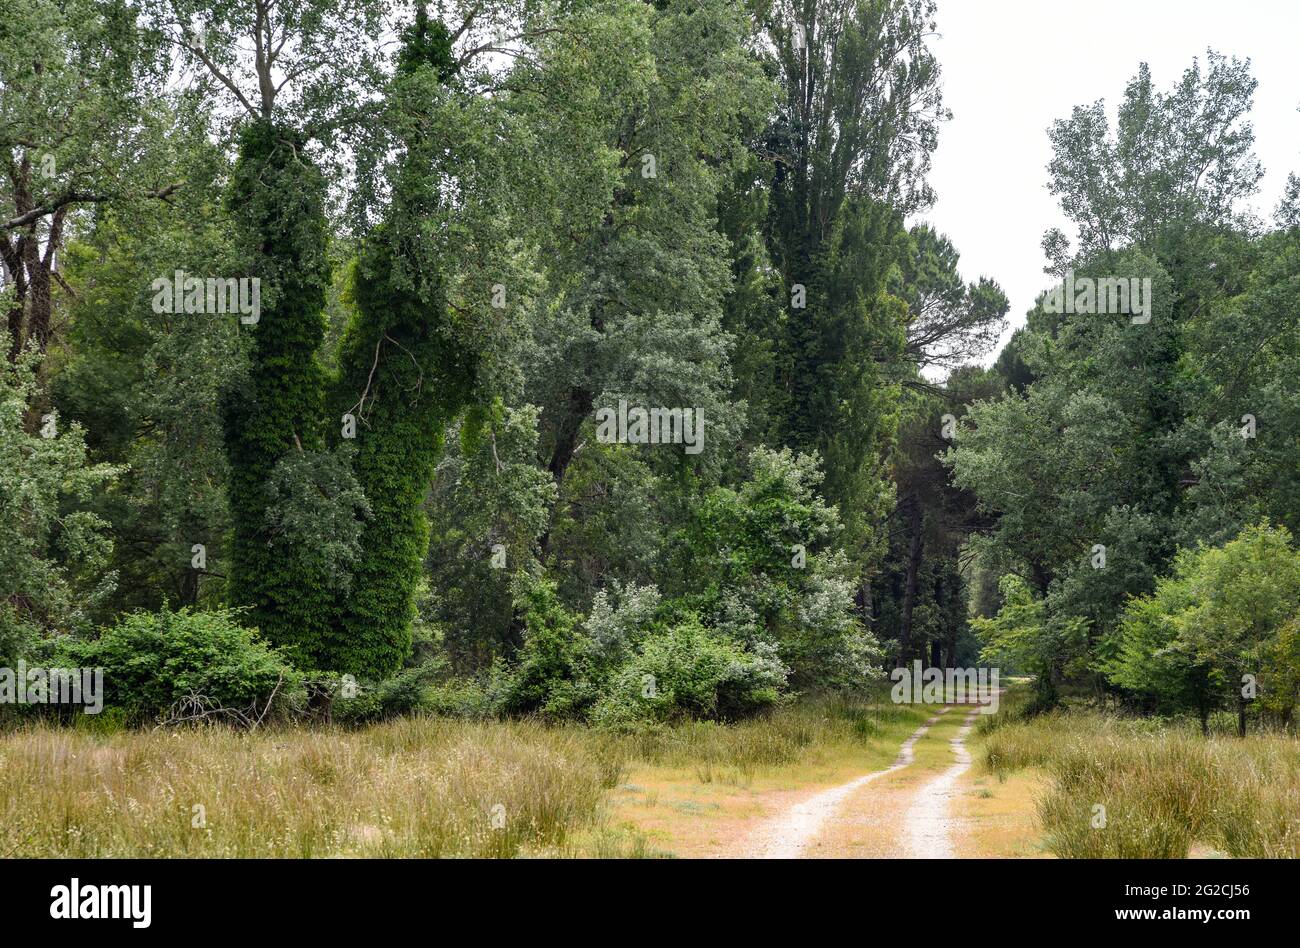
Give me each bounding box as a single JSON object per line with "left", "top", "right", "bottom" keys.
{"left": 0, "top": 695, "right": 926, "bottom": 858}
{"left": 975, "top": 702, "right": 1300, "bottom": 858}
{"left": 0, "top": 718, "right": 621, "bottom": 857}
{"left": 6, "top": 687, "right": 1298, "bottom": 858}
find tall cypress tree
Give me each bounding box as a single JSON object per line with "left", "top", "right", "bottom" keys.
{"left": 223, "top": 121, "right": 334, "bottom": 668}
{"left": 325, "top": 10, "right": 476, "bottom": 678}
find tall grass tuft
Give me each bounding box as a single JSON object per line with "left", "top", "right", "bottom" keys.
{"left": 612, "top": 692, "right": 907, "bottom": 781}
{"left": 0, "top": 717, "right": 617, "bottom": 858}
{"left": 0, "top": 690, "right": 915, "bottom": 857}
{"left": 981, "top": 711, "right": 1300, "bottom": 858}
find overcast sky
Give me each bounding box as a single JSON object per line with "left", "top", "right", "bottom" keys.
{"left": 916, "top": 0, "right": 1300, "bottom": 367}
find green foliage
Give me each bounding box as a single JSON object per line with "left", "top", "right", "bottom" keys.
{"left": 326, "top": 7, "right": 546, "bottom": 678}
{"left": 153, "top": 0, "right": 386, "bottom": 136}
{"left": 1110, "top": 524, "right": 1300, "bottom": 732}
{"left": 47, "top": 96, "right": 239, "bottom": 617}
{"left": 493, "top": 574, "right": 789, "bottom": 728}
{"left": 677, "top": 446, "right": 883, "bottom": 691}
{"left": 494, "top": 576, "right": 594, "bottom": 719}
{"left": 524, "top": 0, "right": 769, "bottom": 501}
{"left": 590, "top": 618, "right": 787, "bottom": 729}
{"left": 763, "top": 0, "right": 949, "bottom": 568}
{"left": 0, "top": 344, "right": 122, "bottom": 651}
{"left": 0, "top": 0, "right": 171, "bottom": 357}
{"left": 1107, "top": 572, "right": 1213, "bottom": 721}
{"left": 545, "top": 441, "right": 666, "bottom": 605}
{"left": 331, "top": 665, "right": 441, "bottom": 726}
{"left": 947, "top": 53, "right": 1300, "bottom": 709}
{"left": 896, "top": 223, "right": 1009, "bottom": 372}
{"left": 264, "top": 444, "right": 370, "bottom": 596}
{"left": 25, "top": 0, "right": 1300, "bottom": 750}
{"left": 1043, "top": 52, "right": 1263, "bottom": 264}
{"left": 972, "top": 575, "right": 1089, "bottom": 710}
{"left": 873, "top": 370, "right": 1003, "bottom": 666}
{"left": 790, "top": 199, "right": 907, "bottom": 562}
{"left": 396, "top": 4, "right": 457, "bottom": 81}
{"left": 427, "top": 406, "right": 558, "bottom": 670}
{"left": 57, "top": 607, "right": 300, "bottom": 724}
{"left": 221, "top": 121, "right": 340, "bottom": 670}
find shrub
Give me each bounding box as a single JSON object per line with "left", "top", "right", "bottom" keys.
{"left": 0, "top": 604, "right": 37, "bottom": 670}
{"left": 493, "top": 577, "right": 790, "bottom": 727}
{"left": 58, "top": 607, "right": 301, "bottom": 725}
{"left": 590, "top": 617, "right": 788, "bottom": 729}
{"left": 494, "top": 577, "right": 597, "bottom": 719}
{"left": 677, "top": 447, "right": 883, "bottom": 691}
{"left": 329, "top": 666, "right": 432, "bottom": 725}
{"left": 1108, "top": 522, "right": 1300, "bottom": 733}
{"left": 423, "top": 676, "right": 496, "bottom": 719}
{"left": 1, "top": 346, "right": 121, "bottom": 645}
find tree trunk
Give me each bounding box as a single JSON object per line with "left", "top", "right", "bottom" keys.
{"left": 3, "top": 236, "right": 28, "bottom": 361}
{"left": 897, "top": 500, "right": 924, "bottom": 663}
{"left": 855, "top": 577, "right": 872, "bottom": 624}
{"left": 537, "top": 385, "right": 594, "bottom": 556}
{"left": 1030, "top": 560, "right": 1052, "bottom": 597}
{"left": 25, "top": 245, "right": 53, "bottom": 353}
{"left": 547, "top": 385, "right": 594, "bottom": 482}
{"left": 935, "top": 569, "right": 959, "bottom": 668}
{"left": 943, "top": 623, "right": 959, "bottom": 669}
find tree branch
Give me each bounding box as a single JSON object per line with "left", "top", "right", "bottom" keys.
{"left": 3, "top": 182, "right": 184, "bottom": 230}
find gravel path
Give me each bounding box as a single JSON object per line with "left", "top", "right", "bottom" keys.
{"left": 902, "top": 708, "right": 981, "bottom": 858}
{"left": 747, "top": 707, "right": 954, "bottom": 859}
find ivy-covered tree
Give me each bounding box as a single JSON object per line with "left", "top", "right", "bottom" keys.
{"left": 221, "top": 120, "right": 344, "bottom": 667}
{"left": 326, "top": 8, "right": 482, "bottom": 677}
{"left": 159, "top": 0, "right": 384, "bottom": 667}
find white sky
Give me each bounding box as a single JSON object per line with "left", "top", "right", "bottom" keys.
{"left": 916, "top": 0, "right": 1300, "bottom": 367}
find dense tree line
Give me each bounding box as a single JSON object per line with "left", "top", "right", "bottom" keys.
{"left": 955, "top": 53, "right": 1300, "bottom": 731}
{"left": 3, "top": 0, "right": 1296, "bottom": 731}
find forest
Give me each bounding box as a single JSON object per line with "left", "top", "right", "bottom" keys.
{"left": 2, "top": 0, "right": 1299, "bottom": 861}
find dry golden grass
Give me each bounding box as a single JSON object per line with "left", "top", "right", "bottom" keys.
{"left": 979, "top": 711, "right": 1300, "bottom": 858}
{"left": 0, "top": 694, "right": 929, "bottom": 859}
{"left": 34, "top": 694, "right": 1242, "bottom": 860}
{"left": 0, "top": 717, "right": 619, "bottom": 858}
{"left": 954, "top": 765, "right": 1054, "bottom": 858}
